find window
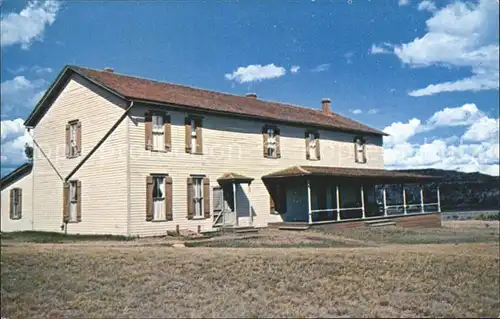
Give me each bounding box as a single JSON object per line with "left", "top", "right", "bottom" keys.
{"left": 152, "top": 114, "right": 164, "bottom": 151}
{"left": 10, "top": 188, "right": 22, "bottom": 219}
{"left": 354, "top": 136, "right": 367, "bottom": 163}
{"left": 185, "top": 117, "right": 203, "bottom": 154}
{"left": 68, "top": 180, "right": 79, "bottom": 222}
{"left": 192, "top": 177, "right": 204, "bottom": 218}
{"left": 66, "top": 120, "right": 81, "bottom": 158}
{"left": 152, "top": 175, "right": 166, "bottom": 220}
{"left": 263, "top": 125, "right": 280, "bottom": 158}
{"left": 306, "top": 131, "right": 320, "bottom": 160}
{"left": 146, "top": 175, "right": 172, "bottom": 221}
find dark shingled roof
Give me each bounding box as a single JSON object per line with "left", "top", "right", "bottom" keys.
{"left": 51, "top": 66, "right": 384, "bottom": 136}
{"left": 262, "top": 166, "right": 438, "bottom": 183}
{"left": 217, "top": 172, "right": 254, "bottom": 184}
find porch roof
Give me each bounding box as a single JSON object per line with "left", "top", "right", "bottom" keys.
{"left": 261, "top": 165, "right": 439, "bottom": 183}
{"left": 217, "top": 172, "right": 254, "bottom": 184}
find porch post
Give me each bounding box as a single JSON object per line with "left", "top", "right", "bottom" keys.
{"left": 233, "top": 182, "right": 238, "bottom": 226}
{"left": 307, "top": 179, "right": 312, "bottom": 224}
{"left": 437, "top": 185, "right": 441, "bottom": 212}
{"left": 248, "top": 183, "right": 253, "bottom": 226}
{"left": 382, "top": 187, "right": 387, "bottom": 217}
{"left": 402, "top": 184, "right": 407, "bottom": 215}
{"left": 336, "top": 184, "right": 341, "bottom": 221}
{"left": 360, "top": 185, "right": 365, "bottom": 219}
{"left": 420, "top": 185, "right": 425, "bottom": 213}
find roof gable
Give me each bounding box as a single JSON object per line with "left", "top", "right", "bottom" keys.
{"left": 0, "top": 163, "right": 32, "bottom": 191}
{"left": 25, "top": 65, "right": 386, "bottom": 136}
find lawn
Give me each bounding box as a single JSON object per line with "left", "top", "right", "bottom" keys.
{"left": 1, "top": 227, "right": 499, "bottom": 318}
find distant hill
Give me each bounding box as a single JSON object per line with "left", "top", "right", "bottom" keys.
{"left": 395, "top": 169, "right": 499, "bottom": 212}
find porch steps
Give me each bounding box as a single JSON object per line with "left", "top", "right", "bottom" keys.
{"left": 221, "top": 226, "right": 259, "bottom": 234}
{"left": 364, "top": 219, "right": 396, "bottom": 227}
{"left": 278, "top": 225, "right": 310, "bottom": 231}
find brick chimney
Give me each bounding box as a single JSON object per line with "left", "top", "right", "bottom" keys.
{"left": 103, "top": 67, "right": 114, "bottom": 73}
{"left": 246, "top": 93, "right": 257, "bottom": 99}
{"left": 321, "top": 98, "right": 331, "bottom": 114}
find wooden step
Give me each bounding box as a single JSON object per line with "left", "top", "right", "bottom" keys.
{"left": 364, "top": 219, "right": 393, "bottom": 225}
{"left": 367, "top": 221, "right": 396, "bottom": 227}
{"left": 278, "top": 225, "right": 310, "bottom": 231}
{"left": 221, "top": 226, "right": 258, "bottom": 234}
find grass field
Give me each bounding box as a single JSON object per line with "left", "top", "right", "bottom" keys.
{"left": 1, "top": 226, "right": 499, "bottom": 318}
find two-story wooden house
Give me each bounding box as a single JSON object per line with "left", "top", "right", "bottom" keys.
{"left": 0, "top": 66, "right": 442, "bottom": 235}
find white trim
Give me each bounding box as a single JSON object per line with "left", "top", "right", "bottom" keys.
{"left": 420, "top": 186, "right": 425, "bottom": 213}
{"left": 309, "top": 211, "right": 440, "bottom": 225}
{"left": 307, "top": 179, "right": 312, "bottom": 224}
{"left": 382, "top": 188, "right": 387, "bottom": 217}
{"left": 360, "top": 185, "right": 365, "bottom": 219}
{"left": 402, "top": 185, "right": 407, "bottom": 215}
{"left": 233, "top": 183, "right": 238, "bottom": 226}
{"left": 336, "top": 185, "right": 341, "bottom": 221}
{"left": 437, "top": 185, "right": 441, "bottom": 212}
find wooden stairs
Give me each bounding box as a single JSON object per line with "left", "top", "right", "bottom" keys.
{"left": 364, "top": 219, "right": 396, "bottom": 227}
{"left": 220, "top": 225, "right": 259, "bottom": 234}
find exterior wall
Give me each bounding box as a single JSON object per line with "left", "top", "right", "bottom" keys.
{"left": 32, "top": 74, "right": 129, "bottom": 235}
{"left": 0, "top": 172, "right": 33, "bottom": 232}
{"left": 127, "top": 104, "right": 384, "bottom": 236}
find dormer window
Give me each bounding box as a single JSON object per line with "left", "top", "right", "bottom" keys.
{"left": 263, "top": 125, "right": 281, "bottom": 158}
{"left": 354, "top": 136, "right": 367, "bottom": 163}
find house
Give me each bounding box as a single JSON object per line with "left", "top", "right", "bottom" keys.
{"left": 0, "top": 66, "right": 441, "bottom": 236}
{"left": 1, "top": 163, "right": 33, "bottom": 232}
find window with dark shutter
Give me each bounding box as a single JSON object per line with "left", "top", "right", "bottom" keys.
{"left": 9, "top": 188, "right": 22, "bottom": 220}
{"left": 66, "top": 120, "right": 80, "bottom": 158}
{"left": 147, "top": 174, "right": 171, "bottom": 221}
{"left": 354, "top": 136, "right": 367, "bottom": 164}
{"left": 306, "top": 131, "right": 320, "bottom": 160}
{"left": 185, "top": 116, "right": 203, "bottom": 154}
{"left": 263, "top": 125, "right": 280, "bottom": 158}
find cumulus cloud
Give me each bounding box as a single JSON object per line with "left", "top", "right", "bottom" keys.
{"left": 398, "top": 0, "right": 410, "bottom": 6}
{"left": 370, "top": 43, "right": 392, "bottom": 54}
{"left": 376, "top": 0, "right": 499, "bottom": 96}
{"left": 0, "top": 119, "right": 33, "bottom": 166}
{"left": 290, "top": 65, "right": 300, "bottom": 73}
{"left": 417, "top": 0, "right": 437, "bottom": 12}
{"left": 368, "top": 108, "right": 379, "bottom": 114}
{"left": 225, "top": 64, "right": 286, "bottom": 83}
{"left": 310, "top": 64, "right": 330, "bottom": 73}
{"left": 1, "top": 1, "right": 60, "bottom": 50}
{"left": 1, "top": 76, "right": 47, "bottom": 116}
{"left": 350, "top": 109, "right": 362, "bottom": 115}
{"left": 384, "top": 103, "right": 499, "bottom": 176}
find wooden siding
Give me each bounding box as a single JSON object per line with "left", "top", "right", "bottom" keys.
{"left": 127, "top": 105, "right": 384, "bottom": 236}
{"left": 31, "top": 74, "right": 129, "bottom": 235}
{"left": 0, "top": 171, "right": 33, "bottom": 232}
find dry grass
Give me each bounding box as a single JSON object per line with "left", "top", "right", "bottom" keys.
{"left": 2, "top": 242, "right": 499, "bottom": 318}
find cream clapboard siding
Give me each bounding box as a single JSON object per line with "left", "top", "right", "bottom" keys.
{"left": 0, "top": 172, "right": 33, "bottom": 232}
{"left": 32, "top": 74, "right": 129, "bottom": 235}
{"left": 128, "top": 104, "right": 384, "bottom": 236}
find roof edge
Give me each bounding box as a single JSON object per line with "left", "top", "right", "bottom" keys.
{"left": 0, "top": 163, "right": 32, "bottom": 191}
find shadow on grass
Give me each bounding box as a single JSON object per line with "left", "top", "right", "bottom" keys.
{"left": 0, "top": 231, "right": 136, "bottom": 244}
{"left": 185, "top": 237, "right": 360, "bottom": 248}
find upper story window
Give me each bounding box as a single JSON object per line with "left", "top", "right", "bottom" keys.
{"left": 305, "top": 131, "right": 320, "bottom": 160}
{"left": 146, "top": 174, "right": 173, "bottom": 221}
{"left": 65, "top": 120, "right": 81, "bottom": 158}
{"left": 263, "top": 125, "right": 281, "bottom": 158}
{"left": 145, "top": 111, "right": 171, "bottom": 152}
{"left": 9, "top": 188, "right": 22, "bottom": 220}
{"left": 354, "top": 136, "right": 367, "bottom": 164}
{"left": 185, "top": 117, "right": 203, "bottom": 154}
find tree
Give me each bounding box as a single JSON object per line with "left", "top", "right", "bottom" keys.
{"left": 24, "top": 143, "right": 33, "bottom": 162}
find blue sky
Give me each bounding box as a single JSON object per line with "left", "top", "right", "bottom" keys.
{"left": 1, "top": 0, "right": 499, "bottom": 177}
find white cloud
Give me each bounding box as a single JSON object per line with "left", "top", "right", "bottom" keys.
{"left": 368, "top": 108, "right": 379, "bottom": 114}
{"left": 399, "top": 0, "right": 410, "bottom": 6}
{"left": 384, "top": 103, "right": 499, "bottom": 176}
{"left": 370, "top": 43, "right": 392, "bottom": 54}
{"left": 310, "top": 64, "right": 330, "bottom": 73}
{"left": 383, "top": 118, "right": 423, "bottom": 146}
{"left": 0, "top": 119, "right": 32, "bottom": 166}
{"left": 418, "top": 1, "right": 437, "bottom": 12}
{"left": 290, "top": 65, "right": 300, "bottom": 73}
{"left": 427, "top": 103, "right": 483, "bottom": 128}
{"left": 1, "top": 1, "right": 60, "bottom": 50}
{"left": 0, "top": 76, "right": 47, "bottom": 116}
{"left": 462, "top": 117, "right": 499, "bottom": 142}
{"left": 32, "top": 66, "right": 53, "bottom": 74}
{"left": 384, "top": 0, "right": 499, "bottom": 96}
{"left": 350, "top": 109, "right": 362, "bottom": 115}
{"left": 225, "top": 64, "right": 286, "bottom": 83}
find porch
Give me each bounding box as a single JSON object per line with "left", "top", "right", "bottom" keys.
{"left": 263, "top": 166, "right": 441, "bottom": 227}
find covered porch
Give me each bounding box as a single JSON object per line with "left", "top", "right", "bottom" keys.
{"left": 263, "top": 166, "right": 441, "bottom": 226}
